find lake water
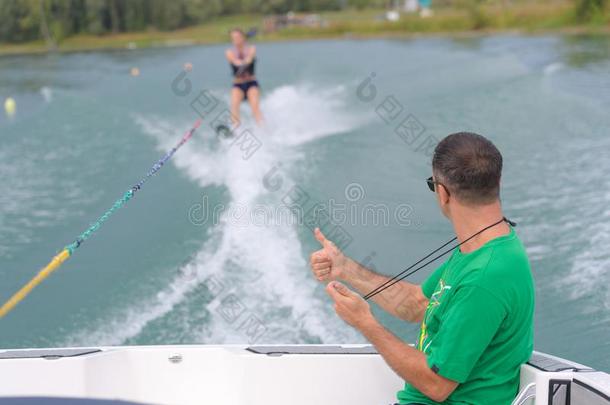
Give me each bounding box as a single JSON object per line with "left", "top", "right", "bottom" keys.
{"left": 1, "top": 34, "right": 609, "bottom": 371}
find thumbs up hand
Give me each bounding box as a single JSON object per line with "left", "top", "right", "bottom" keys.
{"left": 309, "top": 227, "right": 348, "bottom": 282}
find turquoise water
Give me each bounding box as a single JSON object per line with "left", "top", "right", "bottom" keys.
{"left": 1, "top": 35, "right": 609, "bottom": 371}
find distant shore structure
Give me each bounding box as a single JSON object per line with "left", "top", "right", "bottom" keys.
{"left": 263, "top": 12, "right": 325, "bottom": 33}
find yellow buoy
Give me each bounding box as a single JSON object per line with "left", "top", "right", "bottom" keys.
{"left": 4, "top": 97, "right": 16, "bottom": 117}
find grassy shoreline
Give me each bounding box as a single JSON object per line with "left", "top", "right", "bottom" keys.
{"left": 1, "top": 5, "right": 608, "bottom": 56}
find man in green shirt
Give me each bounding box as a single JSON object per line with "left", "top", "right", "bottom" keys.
{"left": 309, "top": 132, "right": 535, "bottom": 404}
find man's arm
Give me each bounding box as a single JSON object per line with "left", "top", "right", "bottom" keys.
{"left": 327, "top": 282, "right": 458, "bottom": 403}
{"left": 361, "top": 316, "right": 458, "bottom": 402}
{"left": 310, "top": 228, "right": 428, "bottom": 323}
{"left": 343, "top": 257, "right": 428, "bottom": 323}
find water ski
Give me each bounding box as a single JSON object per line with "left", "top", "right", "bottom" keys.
{"left": 215, "top": 124, "right": 234, "bottom": 138}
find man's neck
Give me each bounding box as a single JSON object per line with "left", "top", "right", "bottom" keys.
{"left": 450, "top": 201, "right": 510, "bottom": 253}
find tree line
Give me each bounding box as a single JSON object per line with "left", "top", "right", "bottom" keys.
{"left": 0, "top": 0, "right": 606, "bottom": 44}
{"left": 0, "top": 0, "right": 389, "bottom": 43}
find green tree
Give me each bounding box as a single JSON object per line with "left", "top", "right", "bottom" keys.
{"left": 0, "top": 0, "right": 40, "bottom": 42}
{"left": 575, "top": 0, "right": 608, "bottom": 22}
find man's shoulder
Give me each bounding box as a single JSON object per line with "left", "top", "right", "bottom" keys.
{"left": 486, "top": 234, "right": 532, "bottom": 280}
{"left": 457, "top": 236, "right": 533, "bottom": 297}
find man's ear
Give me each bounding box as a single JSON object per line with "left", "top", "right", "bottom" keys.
{"left": 437, "top": 184, "right": 451, "bottom": 205}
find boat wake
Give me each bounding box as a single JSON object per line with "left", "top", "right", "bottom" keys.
{"left": 65, "top": 83, "right": 370, "bottom": 346}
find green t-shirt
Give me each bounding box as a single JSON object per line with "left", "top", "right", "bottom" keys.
{"left": 397, "top": 227, "right": 535, "bottom": 405}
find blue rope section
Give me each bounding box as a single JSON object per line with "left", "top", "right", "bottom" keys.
{"left": 65, "top": 119, "right": 201, "bottom": 254}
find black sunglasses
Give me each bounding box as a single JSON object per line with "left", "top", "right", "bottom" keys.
{"left": 426, "top": 176, "right": 449, "bottom": 195}
{"left": 426, "top": 176, "right": 435, "bottom": 192}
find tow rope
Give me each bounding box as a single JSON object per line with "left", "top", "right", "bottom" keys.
{"left": 0, "top": 119, "right": 202, "bottom": 318}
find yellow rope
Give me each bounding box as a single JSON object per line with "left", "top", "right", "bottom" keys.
{"left": 0, "top": 119, "right": 201, "bottom": 319}
{"left": 0, "top": 249, "right": 71, "bottom": 318}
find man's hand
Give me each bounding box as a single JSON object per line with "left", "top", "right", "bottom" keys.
{"left": 325, "top": 280, "right": 458, "bottom": 403}
{"left": 325, "top": 281, "right": 375, "bottom": 330}
{"left": 309, "top": 228, "right": 348, "bottom": 282}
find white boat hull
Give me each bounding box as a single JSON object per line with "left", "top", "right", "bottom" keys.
{"left": 0, "top": 344, "right": 608, "bottom": 405}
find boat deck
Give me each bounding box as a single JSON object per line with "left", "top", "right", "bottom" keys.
{"left": 1, "top": 344, "right": 609, "bottom": 405}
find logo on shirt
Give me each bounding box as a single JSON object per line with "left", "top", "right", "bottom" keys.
{"left": 418, "top": 279, "right": 451, "bottom": 353}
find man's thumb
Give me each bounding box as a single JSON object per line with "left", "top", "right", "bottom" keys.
{"left": 328, "top": 281, "right": 352, "bottom": 297}
{"left": 314, "top": 227, "right": 330, "bottom": 247}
